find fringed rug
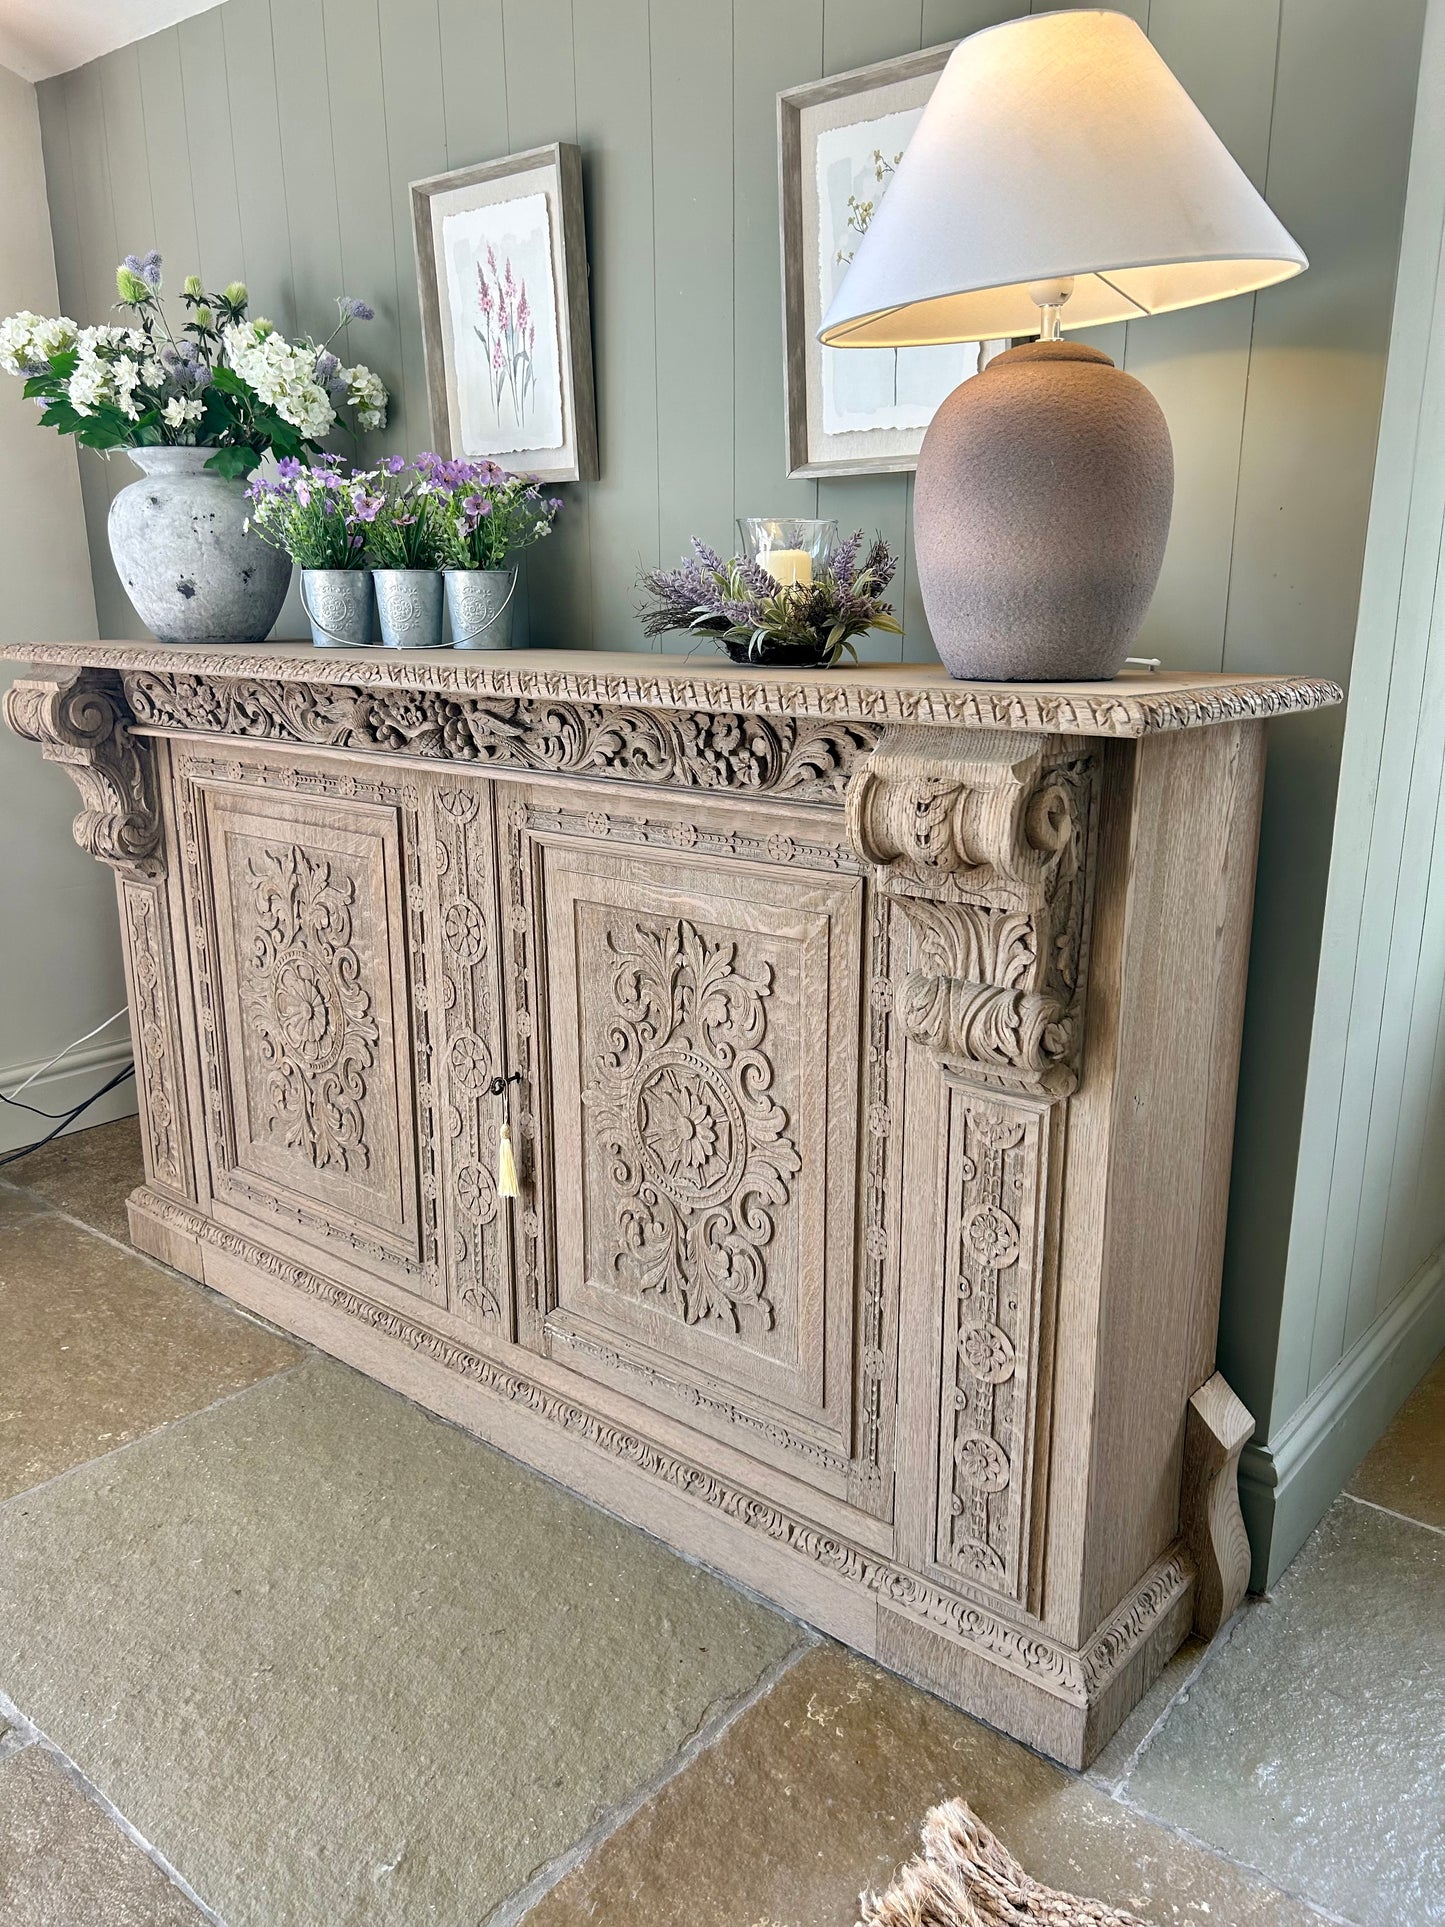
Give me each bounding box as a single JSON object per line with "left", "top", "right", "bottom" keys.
{"left": 858, "top": 1801, "right": 1156, "bottom": 1927}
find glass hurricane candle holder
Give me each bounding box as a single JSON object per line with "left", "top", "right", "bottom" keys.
{"left": 738, "top": 517, "right": 838, "bottom": 590}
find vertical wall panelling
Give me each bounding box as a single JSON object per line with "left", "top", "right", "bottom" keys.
{"left": 815, "top": 0, "right": 923, "bottom": 666}
{"left": 177, "top": 12, "right": 246, "bottom": 295}
{"left": 1237, "top": 0, "right": 1445, "bottom": 1587}
{"left": 377, "top": 0, "right": 447, "bottom": 453}
{"left": 651, "top": 0, "right": 735, "bottom": 572}
{"left": 322, "top": 0, "right": 408, "bottom": 461}
{"left": 1216, "top": 0, "right": 1427, "bottom": 1433}
{"left": 732, "top": 0, "right": 820, "bottom": 530}
{"left": 500, "top": 0, "right": 590, "bottom": 648}
{"left": 571, "top": 0, "right": 659, "bottom": 648}
{"left": 269, "top": 1, "right": 343, "bottom": 346}
{"left": 222, "top": 0, "right": 298, "bottom": 337}
{"left": 436, "top": 0, "right": 508, "bottom": 169}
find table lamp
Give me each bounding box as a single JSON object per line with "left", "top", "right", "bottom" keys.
{"left": 818, "top": 9, "right": 1307, "bottom": 682}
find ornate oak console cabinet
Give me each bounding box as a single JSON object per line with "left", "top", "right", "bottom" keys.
{"left": 2, "top": 642, "right": 1339, "bottom": 1766}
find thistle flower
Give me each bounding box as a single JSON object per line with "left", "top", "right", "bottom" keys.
{"left": 122, "top": 250, "right": 162, "bottom": 290}
{"left": 115, "top": 265, "right": 151, "bottom": 306}
{"left": 339, "top": 296, "right": 374, "bottom": 321}
{"left": 182, "top": 274, "right": 204, "bottom": 300}
{"left": 223, "top": 282, "right": 248, "bottom": 308}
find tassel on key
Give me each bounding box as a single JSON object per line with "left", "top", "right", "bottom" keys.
{"left": 497, "top": 1122, "right": 520, "bottom": 1200}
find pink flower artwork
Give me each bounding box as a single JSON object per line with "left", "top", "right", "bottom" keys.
{"left": 474, "top": 249, "right": 539, "bottom": 430}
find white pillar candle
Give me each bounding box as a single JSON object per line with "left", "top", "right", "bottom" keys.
{"left": 763, "top": 548, "right": 812, "bottom": 588}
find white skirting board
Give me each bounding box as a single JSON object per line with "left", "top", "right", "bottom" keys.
{"left": 1240, "top": 1240, "right": 1445, "bottom": 1590}
{"left": 0, "top": 1034, "right": 137, "bottom": 1159}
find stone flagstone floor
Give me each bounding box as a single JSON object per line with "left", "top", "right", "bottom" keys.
{"left": 0, "top": 1118, "right": 1441, "bottom": 1926}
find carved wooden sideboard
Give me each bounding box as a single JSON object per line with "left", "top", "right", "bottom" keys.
{"left": 1, "top": 642, "right": 1340, "bottom": 1766}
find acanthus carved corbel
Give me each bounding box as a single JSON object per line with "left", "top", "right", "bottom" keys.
{"left": 846, "top": 727, "right": 1097, "bottom": 1097}
{"left": 3, "top": 667, "right": 162, "bottom": 879}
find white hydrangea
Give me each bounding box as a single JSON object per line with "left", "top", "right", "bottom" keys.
{"left": 342, "top": 362, "right": 388, "bottom": 433}
{"left": 222, "top": 321, "right": 336, "bottom": 440}
{"left": 66, "top": 348, "right": 113, "bottom": 416}
{"left": 0, "top": 309, "right": 78, "bottom": 375}
{"left": 162, "top": 395, "right": 205, "bottom": 430}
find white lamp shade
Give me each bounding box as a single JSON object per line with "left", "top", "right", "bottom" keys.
{"left": 818, "top": 9, "right": 1307, "bottom": 347}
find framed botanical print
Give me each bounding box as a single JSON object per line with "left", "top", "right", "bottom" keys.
{"left": 778, "top": 45, "right": 1004, "bottom": 479}
{"left": 411, "top": 142, "right": 598, "bottom": 484}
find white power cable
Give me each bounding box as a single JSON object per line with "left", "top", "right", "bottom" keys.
{"left": 5, "top": 1006, "right": 130, "bottom": 1099}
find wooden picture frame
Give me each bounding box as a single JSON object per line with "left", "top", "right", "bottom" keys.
{"left": 778, "top": 44, "right": 1004, "bottom": 479}
{"left": 411, "top": 142, "right": 598, "bottom": 485}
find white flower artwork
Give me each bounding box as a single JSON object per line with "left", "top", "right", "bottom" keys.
{"left": 815, "top": 106, "right": 978, "bottom": 437}
{"left": 441, "top": 193, "right": 565, "bottom": 458}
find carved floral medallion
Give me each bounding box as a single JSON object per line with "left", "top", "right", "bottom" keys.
{"left": 584, "top": 917, "right": 800, "bottom": 1336}
{"left": 242, "top": 843, "right": 379, "bottom": 1174}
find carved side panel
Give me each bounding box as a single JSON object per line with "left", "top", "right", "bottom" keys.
{"left": 505, "top": 791, "right": 886, "bottom": 1503}
{"left": 936, "top": 1091, "right": 1053, "bottom": 1608}
{"left": 175, "top": 751, "right": 442, "bottom": 1305}
{"left": 117, "top": 875, "right": 194, "bottom": 1200}
{"left": 427, "top": 778, "right": 511, "bottom": 1332}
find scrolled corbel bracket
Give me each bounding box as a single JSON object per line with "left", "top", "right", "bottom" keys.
{"left": 846, "top": 725, "right": 1097, "bottom": 1096}
{"left": 4, "top": 667, "right": 163, "bottom": 880}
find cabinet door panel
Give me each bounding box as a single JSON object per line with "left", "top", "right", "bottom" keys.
{"left": 177, "top": 752, "right": 443, "bottom": 1307}
{"left": 535, "top": 828, "right": 864, "bottom": 1471}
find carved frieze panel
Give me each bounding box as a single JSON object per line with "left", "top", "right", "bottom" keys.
{"left": 935, "top": 1090, "right": 1053, "bottom": 1609}
{"left": 174, "top": 751, "right": 441, "bottom": 1304}
{"left": 124, "top": 670, "right": 881, "bottom": 803}
{"left": 507, "top": 794, "right": 877, "bottom": 1497}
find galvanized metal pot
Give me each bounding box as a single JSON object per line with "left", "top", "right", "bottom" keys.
{"left": 372, "top": 569, "right": 444, "bottom": 649}
{"left": 444, "top": 567, "right": 518, "bottom": 649}
{"left": 301, "top": 568, "right": 374, "bottom": 648}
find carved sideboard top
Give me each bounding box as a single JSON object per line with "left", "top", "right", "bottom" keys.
{"left": 0, "top": 641, "right": 1341, "bottom": 739}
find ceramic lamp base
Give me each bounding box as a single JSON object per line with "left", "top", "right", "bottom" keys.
{"left": 913, "top": 340, "right": 1174, "bottom": 682}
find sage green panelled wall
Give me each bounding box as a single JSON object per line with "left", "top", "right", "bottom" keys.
{"left": 33, "top": 0, "right": 1427, "bottom": 1543}
{"left": 1240, "top": 0, "right": 1445, "bottom": 1587}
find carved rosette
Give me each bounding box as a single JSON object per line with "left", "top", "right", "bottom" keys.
{"left": 4, "top": 669, "right": 161, "bottom": 878}
{"left": 846, "top": 727, "right": 1098, "bottom": 1097}
{"left": 584, "top": 917, "right": 801, "bottom": 1336}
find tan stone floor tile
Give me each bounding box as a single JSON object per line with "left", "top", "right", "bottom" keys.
{"left": 523, "top": 1643, "right": 1325, "bottom": 1927}
{"left": 0, "top": 1358, "right": 803, "bottom": 1927}
{"left": 0, "top": 1746, "right": 205, "bottom": 1926}
{"left": 1347, "top": 1349, "right": 1445, "bottom": 1529}
{"left": 0, "top": 1189, "right": 49, "bottom": 1229}
{"left": 0, "top": 1210, "right": 299, "bottom": 1499}
{"left": 2, "top": 1114, "right": 145, "bottom": 1245}
{"left": 1124, "top": 1498, "right": 1445, "bottom": 1926}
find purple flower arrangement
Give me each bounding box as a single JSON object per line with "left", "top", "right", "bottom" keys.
{"left": 417, "top": 453, "right": 563, "bottom": 569}
{"left": 639, "top": 530, "right": 901, "bottom": 666}
{"left": 247, "top": 452, "right": 563, "bottom": 577}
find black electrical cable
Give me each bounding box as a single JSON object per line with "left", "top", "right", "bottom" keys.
{"left": 0, "top": 1062, "right": 136, "bottom": 1170}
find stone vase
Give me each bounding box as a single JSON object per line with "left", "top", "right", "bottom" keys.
{"left": 444, "top": 567, "right": 517, "bottom": 649}
{"left": 372, "top": 569, "right": 445, "bottom": 649}
{"left": 301, "top": 568, "right": 374, "bottom": 648}
{"left": 913, "top": 340, "right": 1174, "bottom": 682}
{"left": 108, "top": 446, "right": 291, "bottom": 644}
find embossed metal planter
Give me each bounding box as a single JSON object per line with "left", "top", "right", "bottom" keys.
{"left": 300, "top": 569, "right": 375, "bottom": 648}
{"left": 372, "top": 569, "right": 444, "bottom": 649}
{"left": 444, "top": 568, "right": 517, "bottom": 649}
{"left": 109, "top": 447, "right": 291, "bottom": 644}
